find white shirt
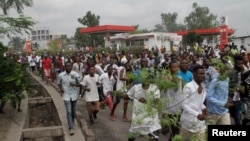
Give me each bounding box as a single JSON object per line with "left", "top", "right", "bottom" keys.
{"left": 103, "top": 64, "right": 118, "bottom": 72}
{"left": 127, "top": 84, "right": 161, "bottom": 135}
{"left": 99, "top": 73, "right": 116, "bottom": 96}
{"left": 95, "top": 64, "right": 104, "bottom": 76}
{"left": 57, "top": 71, "right": 82, "bottom": 101}
{"left": 81, "top": 74, "right": 100, "bottom": 102}
{"left": 179, "top": 80, "right": 207, "bottom": 133}
{"left": 72, "top": 62, "right": 84, "bottom": 76}
{"left": 116, "top": 66, "right": 126, "bottom": 91}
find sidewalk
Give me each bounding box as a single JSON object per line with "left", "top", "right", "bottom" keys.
{"left": 0, "top": 92, "right": 28, "bottom": 141}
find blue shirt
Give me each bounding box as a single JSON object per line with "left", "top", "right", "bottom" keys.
{"left": 177, "top": 70, "right": 193, "bottom": 84}
{"left": 206, "top": 75, "right": 229, "bottom": 115}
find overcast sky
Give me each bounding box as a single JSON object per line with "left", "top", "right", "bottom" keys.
{"left": 2, "top": 0, "right": 250, "bottom": 44}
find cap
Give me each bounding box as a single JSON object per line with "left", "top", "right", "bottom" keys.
{"left": 121, "top": 57, "right": 128, "bottom": 64}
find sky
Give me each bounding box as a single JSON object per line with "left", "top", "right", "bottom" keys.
{"left": 2, "top": 0, "right": 250, "bottom": 45}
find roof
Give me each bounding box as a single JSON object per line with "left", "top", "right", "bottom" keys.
{"left": 174, "top": 26, "right": 235, "bottom": 36}
{"left": 232, "top": 35, "right": 250, "bottom": 39}
{"left": 80, "top": 25, "right": 135, "bottom": 34}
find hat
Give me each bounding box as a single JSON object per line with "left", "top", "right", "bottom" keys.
{"left": 121, "top": 57, "right": 128, "bottom": 64}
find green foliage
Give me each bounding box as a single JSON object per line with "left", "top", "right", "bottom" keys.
{"left": 185, "top": 2, "right": 219, "bottom": 30}
{"left": 0, "top": 14, "right": 37, "bottom": 35}
{"left": 0, "top": 0, "right": 33, "bottom": 15}
{"left": 182, "top": 32, "right": 203, "bottom": 47}
{"left": 161, "top": 12, "right": 186, "bottom": 32}
{"left": 47, "top": 41, "right": 60, "bottom": 55}
{"left": 210, "top": 56, "right": 234, "bottom": 81}
{"left": 0, "top": 43, "right": 28, "bottom": 108}
{"left": 75, "top": 11, "right": 104, "bottom": 47}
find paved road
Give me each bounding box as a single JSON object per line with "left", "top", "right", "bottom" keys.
{"left": 76, "top": 98, "right": 168, "bottom": 141}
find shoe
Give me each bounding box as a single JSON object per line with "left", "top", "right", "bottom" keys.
{"left": 111, "top": 115, "right": 116, "bottom": 121}
{"left": 69, "top": 129, "right": 74, "bottom": 136}
{"left": 123, "top": 117, "right": 131, "bottom": 122}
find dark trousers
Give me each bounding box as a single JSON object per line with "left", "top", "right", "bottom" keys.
{"left": 230, "top": 101, "right": 242, "bottom": 125}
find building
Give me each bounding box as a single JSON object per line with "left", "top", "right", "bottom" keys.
{"left": 231, "top": 35, "right": 250, "bottom": 52}
{"left": 31, "top": 27, "right": 66, "bottom": 50}
{"left": 109, "top": 32, "right": 182, "bottom": 52}
{"left": 31, "top": 27, "right": 50, "bottom": 50}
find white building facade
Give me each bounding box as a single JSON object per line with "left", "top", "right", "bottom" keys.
{"left": 108, "top": 32, "right": 182, "bottom": 52}
{"left": 232, "top": 35, "right": 250, "bottom": 52}
{"left": 31, "top": 27, "right": 66, "bottom": 50}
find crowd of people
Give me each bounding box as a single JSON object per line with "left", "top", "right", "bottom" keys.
{"left": 2, "top": 43, "right": 250, "bottom": 141}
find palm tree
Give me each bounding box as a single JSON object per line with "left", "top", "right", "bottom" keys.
{"left": 0, "top": 0, "right": 33, "bottom": 15}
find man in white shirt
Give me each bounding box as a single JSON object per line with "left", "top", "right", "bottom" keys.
{"left": 57, "top": 62, "right": 82, "bottom": 135}
{"left": 80, "top": 66, "right": 100, "bottom": 125}
{"left": 99, "top": 65, "right": 117, "bottom": 113}
{"left": 179, "top": 65, "right": 207, "bottom": 141}
{"left": 72, "top": 56, "right": 84, "bottom": 95}
{"left": 110, "top": 57, "right": 130, "bottom": 121}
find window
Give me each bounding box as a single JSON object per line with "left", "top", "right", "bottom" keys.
{"left": 31, "top": 31, "right": 36, "bottom": 35}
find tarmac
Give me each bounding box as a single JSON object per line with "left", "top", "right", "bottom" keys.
{"left": 0, "top": 73, "right": 86, "bottom": 141}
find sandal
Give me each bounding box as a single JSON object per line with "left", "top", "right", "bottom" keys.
{"left": 122, "top": 117, "right": 131, "bottom": 122}
{"left": 111, "top": 115, "right": 116, "bottom": 121}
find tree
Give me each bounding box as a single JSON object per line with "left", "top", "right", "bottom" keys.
{"left": 0, "top": 0, "right": 36, "bottom": 37}
{"left": 31, "top": 42, "right": 40, "bottom": 51}
{"left": 8, "top": 36, "right": 25, "bottom": 52}
{"left": 184, "top": 2, "right": 219, "bottom": 30}
{"left": 74, "top": 27, "right": 92, "bottom": 48}
{"left": 78, "top": 11, "right": 100, "bottom": 27}
{"left": 0, "top": 0, "right": 33, "bottom": 15}
{"left": 158, "top": 12, "right": 186, "bottom": 32}
{"left": 0, "top": 0, "right": 35, "bottom": 109}
{"left": 75, "top": 11, "right": 104, "bottom": 48}
{"left": 182, "top": 32, "right": 203, "bottom": 47}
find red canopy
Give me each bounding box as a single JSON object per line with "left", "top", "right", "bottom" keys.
{"left": 80, "top": 25, "right": 135, "bottom": 34}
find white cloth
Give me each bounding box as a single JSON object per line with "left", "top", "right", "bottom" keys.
{"left": 99, "top": 73, "right": 116, "bottom": 96}
{"left": 57, "top": 71, "right": 82, "bottom": 101}
{"left": 80, "top": 74, "right": 100, "bottom": 102}
{"left": 127, "top": 84, "right": 161, "bottom": 135}
{"left": 179, "top": 80, "right": 207, "bottom": 133}
{"left": 116, "top": 66, "right": 127, "bottom": 91}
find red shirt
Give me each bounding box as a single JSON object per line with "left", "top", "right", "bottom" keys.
{"left": 42, "top": 57, "right": 51, "bottom": 69}
{"left": 56, "top": 58, "right": 63, "bottom": 69}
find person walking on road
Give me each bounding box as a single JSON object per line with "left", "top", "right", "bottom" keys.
{"left": 80, "top": 65, "right": 100, "bottom": 125}
{"left": 179, "top": 65, "right": 207, "bottom": 141}
{"left": 110, "top": 57, "right": 130, "bottom": 121}
{"left": 99, "top": 65, "right": 117, "bottom": 113}
{"left": 125, "top": 77, "right": 162, "bottom": 141}
{"left": 57, "top": 61, "right": 82, "bottom": 135}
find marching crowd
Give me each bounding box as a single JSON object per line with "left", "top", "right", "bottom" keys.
{"left": 3, "top": 44, "right": 250, "bottom": 141}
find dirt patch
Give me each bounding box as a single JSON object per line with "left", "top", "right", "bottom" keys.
{"left": 29, "top": 104, "right": 54, "bottom": 128}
